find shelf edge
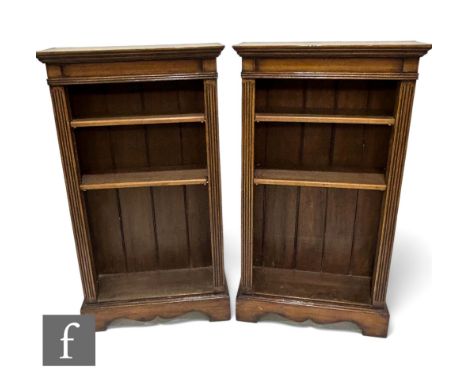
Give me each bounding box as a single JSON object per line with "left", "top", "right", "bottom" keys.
{"left": 80, "top": 169, "right": 209, "bottom": 191}
{"left": 254, "top": 170, "right": 387, "bottom": 191}
{"left": 255, "top": 113, "right": 395, "bottom": 126}
{"left": 71, "top": 113, "right": 205, "bottom": 128}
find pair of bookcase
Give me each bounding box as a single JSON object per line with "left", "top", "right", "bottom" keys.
{"left": 37, "top": 42, "right": 430, "bottom": 336}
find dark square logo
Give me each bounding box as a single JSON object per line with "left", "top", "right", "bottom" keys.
{"left": 43, "top": 315, "right": 95, "bottom": 366}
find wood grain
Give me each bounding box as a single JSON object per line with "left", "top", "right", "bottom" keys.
{"left": 204, "top": 80, "right": 225, "bottom": 290}
{"left": 69, "top": 81, "right": 204, "bottom": 118}
{"left": 255, "top": 57, "right": 403, "bottom": 74}
{"left": 80, "top": 169, "right": 208, "bottom": 190}
{"left": 185, "top": 185, "right": 212, "bottom": 267}
{"left": 85, "top": 190, "right": 127, "bottom": 274}
{"left": 61, "top": 60, "right": 202, "bottom": 78}
{"left": 71, "top": 113, "right": 205, "bottom": 128}
{"left": 372, "top": 81, "right": 416, "bottom": 304}
{"left": 37, "top": 43, "right": 225, "bottom": 63}
{"left": 153, "top": 186, "right": 190, "bottom": 269}
{"left": 236, "top": 293, "right": 389, "bottom": 337}
{"left": 243, "top": 72, "right": 419, "bottom": 81}
{"left": 83, "top": 292, "right": 230, "bottom": 331}
{"left": 321, "top": 189, "right": 358, "bottom": 274}
{"left": 47, "top": 73, "right": 216, "bottom": 86}
{"left": 233, "top": 41, "right": 431, "bottom": 57}
{"left": 98, "top": 267, "right": 214, "bottom": 302}
{"left": 50, "top": 87, "right": 97, "bottom": 301}
{"left": 253, "top": 267, "right": 371, "bottom": 305}
{"left": 240, "top": 80, "right": 255, "bottom": 290}
{"left": 118, "top": 188, "right": 158, "bottom": 272}
{"left": 255, "top": 112, "right": 395, "bottom": 125}
{"left": 295, "top": 188, "right": 327, "bottom": 271}
{"left": 349, "top": 191, "right": 383, "bottom": 276}
{"left": 254, "top": 169, "right": 386, "bottom": 190}
{"left": 261, "top": 186, "right": 298, "bottom": 268}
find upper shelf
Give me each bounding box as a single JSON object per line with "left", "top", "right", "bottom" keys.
{"left": 71, "top": 113, "right": 205, "bottom": 128}
{"left": 80, "top": 168, "right": 208, "bottom": 191}
{"left": 255, "top": 113, "right": 395, "bottom": 126}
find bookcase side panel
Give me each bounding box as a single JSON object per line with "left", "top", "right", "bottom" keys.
{"left": 50, "top": 86, "right": 98, "bottom": 302}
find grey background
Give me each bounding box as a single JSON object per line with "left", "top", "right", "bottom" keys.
{"left": 43, "top": 315, "right": 95, "bottom": 366}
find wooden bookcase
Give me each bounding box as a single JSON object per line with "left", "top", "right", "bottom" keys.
{"left": 37, "top": 44, "right": 230, "bottom": 330}
{"left": 234, "top": 42, "right": 431, "bottom": 337}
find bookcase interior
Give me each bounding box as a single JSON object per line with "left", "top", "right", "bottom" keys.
{"left": 252, "top": 78, "right": 395, "bottom": 305}
{"left": 75, "top": 123, "right": 206, "bottom": 174}
{"left": 68, "top": 80, "right": 214, "bottom": 302}
{"left": 256, "top": 79, "right": 397, "bottom": 115}
{"left": 69, "top": 80, "right": 204, "bottom": 118}
{"left": 255, "top": 122, "right": 391, "bottom": 173}
{"left": 85, "top": 185, "right": 212, "bottom": 301}
{"left": 253, "top": 185, "right": 382, "bottom": 304}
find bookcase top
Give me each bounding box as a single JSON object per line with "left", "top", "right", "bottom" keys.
{"left": 36, "top": 43, "right": 225, "bottom": 64}
{"left": 233, "top": 41, "right": 431, "bottom": 57}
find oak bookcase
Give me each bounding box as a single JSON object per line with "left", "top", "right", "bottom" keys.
{"left": 37, "top": 44, "right": 230, "bottom": 330}
{"left": 234, "top": 42, "right": 431, "bottom": 337}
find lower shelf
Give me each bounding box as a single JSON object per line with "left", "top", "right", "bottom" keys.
{"left": 252, "top": 267, "right": 371, "bottom": 305}
{"left": 98, "top": 267, "right": 214, "bottom": 302}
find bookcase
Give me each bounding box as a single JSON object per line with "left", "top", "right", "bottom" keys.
{"left": 234, "top": 42, "right": 431, "bottom": 337}
{"left": 37, "top": 44, "right": 230, "bottom": 330}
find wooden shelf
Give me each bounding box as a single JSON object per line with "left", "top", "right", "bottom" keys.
{"left": 255, "top": 113, "right": 395, "bottom": 126}
{"left": 71, "top": 113, "right": 205, "bottom": 128}
{"left": 80, "top": 168, "right": 208, "bottom": 191}
{"left": 253, "top": 267, "right": 371, "bottom": 305}
{"left": 254, "top": 169, "right": 386, "bottom": 191}
{"left": 98, "top": 267, "right": 214, "bottom": 302}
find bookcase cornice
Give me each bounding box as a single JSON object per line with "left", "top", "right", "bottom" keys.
{"left": 37, "top": 43, "right": 225, "bottom": 64}
{"left": 233, "top": 41, "right": 431, "bottom": 58}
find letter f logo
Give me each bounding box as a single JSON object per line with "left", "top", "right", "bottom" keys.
{"left": 60, "top": 322, "right": 80, "bottom": 359}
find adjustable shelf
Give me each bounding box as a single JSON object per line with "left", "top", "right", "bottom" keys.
{"left": 255, "top": 113, "right": 395, "bottom": 125}
{"left": 80, "top": 168, "right": 208, "bottom": 190}
{"left": 37, "top": 43, "right": 230, "bottom": 330}
{"left": 254, "top": 169, "right": 386, "bottom": 191}
{"left": 71, "top": 113, "right": 205, "bottom": 128}
{"left": 235, "top": 41, "right": 431, "bottom": 337}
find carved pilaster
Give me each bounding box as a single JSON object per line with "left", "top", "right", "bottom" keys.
{"left": 240, "top": 80, "right": 256, "bottom": 290}
{"left": 50, "top": 86, "right": 97, "bottom": 301}
{"left": 372, "top": 81, "right": 416, "bottom": 304}
{"left": 203, "top": 80, "right": 225, "bottom": 290}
